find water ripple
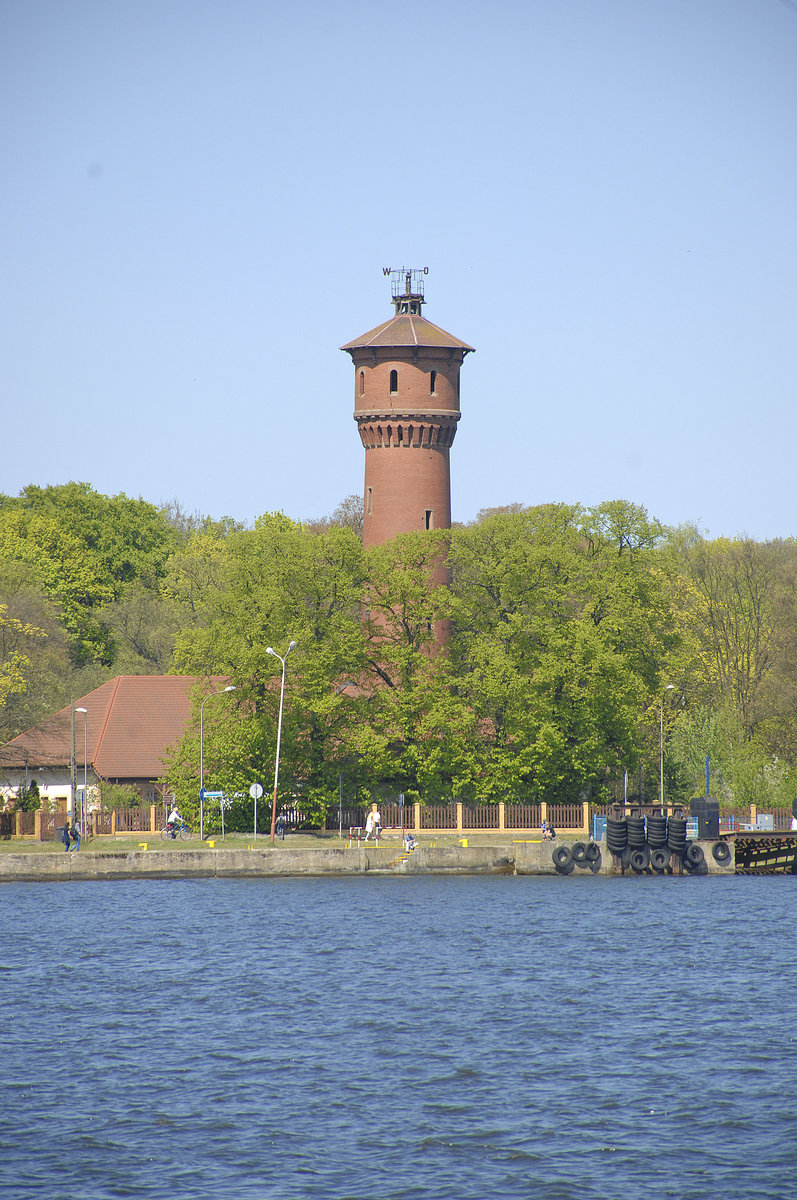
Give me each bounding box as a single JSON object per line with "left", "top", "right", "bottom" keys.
{"left": 2, "top": 875, "right": 796, "bottom": 1198}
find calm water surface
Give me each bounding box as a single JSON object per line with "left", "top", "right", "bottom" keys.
{"left": 1, "top": 874, "right": 795, "bottom": 1199}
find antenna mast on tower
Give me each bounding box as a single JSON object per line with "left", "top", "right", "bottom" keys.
{"left": 384, "top": 266, "right": 429, "bottom": 315}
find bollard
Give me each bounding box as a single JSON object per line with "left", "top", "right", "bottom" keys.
{"left": 138, "top": 842, "right": 148, "bottom": 851}
{"left": 459, "top": 838, "right": 469, "bottom": 848}
{"left": 206, "top": 839, "right": 216, "bottom": 848}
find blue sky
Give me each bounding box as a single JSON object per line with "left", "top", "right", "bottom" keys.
{"left": 3, "top": 0, "right": 795, "bottom": 539}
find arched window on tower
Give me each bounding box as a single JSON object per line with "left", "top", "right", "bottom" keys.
{"left": 430, "top": 370, "right": 437, "bottom": 395}
{"left": 389, "top": 369, "right": 398, "bottom": 394}
{"left": 359, "top": 371, "right": 365, "bottom": 397}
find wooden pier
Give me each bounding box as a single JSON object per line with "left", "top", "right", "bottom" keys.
{"left": 732, "top": 830, "right": 797, "bottom": 874}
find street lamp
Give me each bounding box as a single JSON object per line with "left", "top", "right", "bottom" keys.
{"left": 75, "top": 708, "right": 88, "bottom": 839}
{"left": 199, "top": 686, "right": 237, "bottom": 841}
{"left": 266, "top": 641, "right": 297, "bottom": 845}
{"left": 334, "top": 681, "right": 357, "bottom": 839}
{"left": 659, "top": 684, "right": 676, "bottom": 811}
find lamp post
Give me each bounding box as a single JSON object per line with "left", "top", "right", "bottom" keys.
{"left": 659, "top": 684, "right": 676, "bottom": 811}
{"left": 266, "top": 641, "right": 297, "bottom": 845}
{"left": 334, "top": 681, "right": 357, "bottom": 840}
{"left": 199, "top": 686, "right": 237, "bottom": 841}
{"left": 75, "top": 707, "right": 88, "bottom": 838}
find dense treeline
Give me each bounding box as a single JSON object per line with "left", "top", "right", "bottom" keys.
{"left": 2, "top": 482, "right": 797, "bottom": 817}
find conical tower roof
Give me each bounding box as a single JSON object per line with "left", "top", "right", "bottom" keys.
{"left": 340, "top": 311, "right": 474, "bottom": 354}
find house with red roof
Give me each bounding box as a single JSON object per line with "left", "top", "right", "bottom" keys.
{"left": 0, "top": 676, "right": 227, "bottom": 813}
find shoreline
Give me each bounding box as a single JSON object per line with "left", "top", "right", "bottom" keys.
{"left": 0, "top": 839, "right": 737, "bottom": 881}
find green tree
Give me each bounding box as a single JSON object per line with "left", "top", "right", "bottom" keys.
{"left": 165, "top": 515, "right": 367, "bottom": 818}
{"left": 355, "top": 531, "right": 478, "bottom": 803}
{"left": 305, "top": 493, "right": 364, "bottom": 539}
{"left": 0, "top": 482, "right": 180, "bottom": 665}
{"left": 663, "top": 533, "right": 797, "bottom": 808}
{"left": 100, "top": 783, "right": 144, "bottom": 810}
{"left": 447, "top": 502, "right": 677, "bottom": 803}
{"left": 97, "top": 584, "right": 186, "bottom": 674}
{"left": 674, "top": 534, "right": 780, "bottom": 737}
{"left": 16, "top": 779, "right": 41, "bottom": 812}
{"left": 0, "top": 602, "right": 46, "bottom": 708}
{"left": 8, "top": 482, "right": 176, "bottom": 588}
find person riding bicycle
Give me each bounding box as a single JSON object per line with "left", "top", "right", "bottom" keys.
{"left": 167, "top": 804, "right": 183, "bottom": 838}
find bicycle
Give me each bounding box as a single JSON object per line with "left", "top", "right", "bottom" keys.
{"left": 160, "top": 821, "right": 192, "bottom": 842}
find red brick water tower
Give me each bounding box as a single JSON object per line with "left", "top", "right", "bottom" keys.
{"left": 341, "top": 269, "right": 474, "bottom": 548}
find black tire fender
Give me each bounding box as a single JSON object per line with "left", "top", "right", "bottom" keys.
{"left": 630, "top": 848, "right": 649, "bottom": 872}
{"left": 571, "top": 841, "right": 587, "bottom": 864}
{"left": 685, "top": 842, "right": 705, "bottom": 867}
{"left": 650, "top": 847, "right": 670, "bottom": 872}
{"left": 712, "top": 841, "right": 731, "bottom": 865}
{"left": 584, "top": 842, "right": 600, "bottom": 862}
{"left": 553, "top": 845, "right": 573, "bottom": 870}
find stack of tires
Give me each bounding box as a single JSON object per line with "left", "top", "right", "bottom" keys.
{"left": 647, "top": 815, "right": 670, "bottom": 873}
{"left": 627, "top": 816, "right": 649, "bottom": 873}
{"left": 666, "top": 814, "right": 687, "bottom": 858}
{"left": 666, "top": 814, "right": 712, "bottom": 872}
{"left": 606, "top": 816, "right": 628, "bottom": 858}
{"left": 606, "top": 812, "right": 715, "bottom": 874}
{"left": 647, "top": 815, "right": 667, "bottom": 848}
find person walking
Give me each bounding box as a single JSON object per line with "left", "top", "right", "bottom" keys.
{"left": 363, "top": 804, "right": 382, "bottom": 842}
{"left": 61, "top": 822, "right": 71, "bottom": 853}
{"left": 69, "top": 817, "right": 81, "bottom": 852}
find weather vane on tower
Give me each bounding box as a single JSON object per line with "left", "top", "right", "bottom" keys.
{"left": 382, "top": 266, "right": 430, "bottom": 315}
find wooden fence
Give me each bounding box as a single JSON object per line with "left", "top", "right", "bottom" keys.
{"left": 93, "top": 806, "right": 169, "bottom": 835}
{"left": 5, "top": 805, "right": 170, "bottom": 841}
{"left": 325, "top": 801, "right": 594, "bottom": 836}
{"left": 324, "top": 801, "right": 796, "bottom": 838}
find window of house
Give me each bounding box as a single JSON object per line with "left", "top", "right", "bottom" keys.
{"left": 359, "top": 371, "right": 365, "bottom": 397}
{"left": 425, "top": 509, "right": 432, "bottom": 530}
{"left": 430, "top": 370, "right": 437, "bottom": 395}
{"left": 389, "top": 369, "right": 398, "bottom": 394}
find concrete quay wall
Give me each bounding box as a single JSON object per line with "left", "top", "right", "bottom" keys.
{"left": 0, "top": 841, "right": 734, "bottom": 882}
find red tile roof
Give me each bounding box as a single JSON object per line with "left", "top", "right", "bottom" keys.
{"left": 0, "top": 676, "right": 229, "bottom": 780}
{"left": 340, "top": 312, "right": 474, "bottom": 353}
